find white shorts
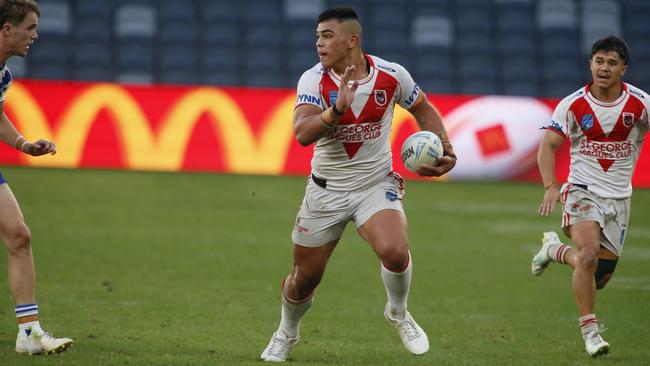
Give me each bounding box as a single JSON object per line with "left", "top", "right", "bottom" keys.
{"left": 291, "top": 173, "right": 405, "bottom": 247}
{"left": 560, "top": 183, "right": 631, "bottom": 256}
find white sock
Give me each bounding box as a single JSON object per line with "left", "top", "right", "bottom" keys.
{"left": 579, "top": 314, "right": 598, "bottom": 339}
{"left": 278, "top": 294, "right": 313, "bottom": 338}
{"left": 547, "top": 243, "right": 572, "bottom": 264}
{"left": 381, "top": 251, "right": 412, "bottom": 320}
{"left": 16, "top": 303, "right": 44, "bottom": 336}
{"left": 18, "top": 320, "right": 44, "bottom": 337}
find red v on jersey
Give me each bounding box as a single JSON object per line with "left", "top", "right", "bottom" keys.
{"left": 571, "top": 98, "right": 611, "bottom": 171}
{"left": 570, "top": 92, "right": 643, "bottom": 172}
{"left": 320, "top": 67, "right": 397, "bottom": 159}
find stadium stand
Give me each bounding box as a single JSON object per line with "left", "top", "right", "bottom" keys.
{"left": 113, "top": 3, "right": 157, "bottom": 84}
{"left": 14, "top": 0, "right": 650, "bottom": 97}
{"left": 28, "top": 1, "right": 71, "bottom": 79}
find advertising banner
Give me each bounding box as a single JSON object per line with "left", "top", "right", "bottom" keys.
{"left": 1, "top": 80, "right": 649, "bottom": 186}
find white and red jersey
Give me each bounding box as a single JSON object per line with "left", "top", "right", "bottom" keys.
{"left": 546, "top": 82, "right": 650, "bottom": 198}
{"left": 295, "top": 54, "right": 422, "bottom": 191}
{"left": 0, "top": 65, "right": 13, "bottom": 102}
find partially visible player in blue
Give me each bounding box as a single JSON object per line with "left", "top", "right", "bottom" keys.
{"left": 0, "top": 0, "right": 72, "bottom": 355}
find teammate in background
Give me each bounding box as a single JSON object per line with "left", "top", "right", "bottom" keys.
{"left": 533, "top": 35, "right": 649, "bottom": 357}
{"left": 0, "top": 0, "right": 73, "bottom": 355}
{"left": 260, "top": 7, "right": 456, "bottom": 362}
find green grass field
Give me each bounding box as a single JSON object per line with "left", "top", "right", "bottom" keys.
{"left": 0, "top": 166, "right": 648, "bottom": 365}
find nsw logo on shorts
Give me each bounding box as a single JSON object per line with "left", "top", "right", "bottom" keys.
{"left": 385, "top": 190, "right": 400, "bottom": 202}
{"left": 570, "top": 202, "right": 593, "bottom": 214}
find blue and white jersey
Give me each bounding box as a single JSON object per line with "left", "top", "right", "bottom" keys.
{"left": 0, "top": 64, "right": 12, "bottom": 102}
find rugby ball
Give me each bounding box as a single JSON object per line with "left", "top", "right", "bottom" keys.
{"left": 400, "top": 131, "right": 444, "bottom": 173}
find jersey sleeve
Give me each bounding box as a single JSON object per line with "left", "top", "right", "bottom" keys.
{"left": 295, "top": 68, "right": 323, "bottom": 110}
{"left": 0, "top": 68, "right": 13, "bottom": 103}
{"left": 544, "top": 97, "right": 571, "bottom": 137}
{"left": 393, "top": 64, "right": 422, "bottom": 110}
{"left": 635, "top": 87, "right": 650, "bottom": 128}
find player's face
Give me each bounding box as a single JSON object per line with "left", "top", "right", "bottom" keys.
{"left": 315, "top": 20, "right": 351, "bottom": 69}
{"left": 4, "top": 11, "right": 38, "bottom": 57}
{"left": 589, "top": 51, "right": 627, "bottom": 90}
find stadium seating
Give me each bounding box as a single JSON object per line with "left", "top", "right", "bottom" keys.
{"left": 27, "top": 1, "right": 71, "bottom": 79}
{"left": 12, "top": 0, "right": 649, "bottom": 97}
{"left": 6, "top": 57, "right": 28, "bottom": 78}
{"left": 580, "top": 1, "right": 623, "bottom": 56}
{"left": 285, "top": 0, "right": 324, "bottom": 20}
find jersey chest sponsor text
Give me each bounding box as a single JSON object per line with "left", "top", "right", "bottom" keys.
{"left": 318, "top": 66, "right": 398, "bottom": 158}
{"left": 328, "top": 122, "right": 383, "bottom": 142}
{"left": 569, "top": 93, "right": 645, "bottom": 171}
{"left": 579, "top": 140, "right": 633, "bottom": 159}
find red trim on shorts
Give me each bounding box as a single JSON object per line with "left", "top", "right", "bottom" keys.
{"left": 561, "top": 184, "right": 572, "bottom": 227}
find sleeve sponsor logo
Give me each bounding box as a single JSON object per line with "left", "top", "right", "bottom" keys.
{"left": 404, "top": 83, "right": 420, "bottom": 107}
{"left": 548, "top": 119, "right": 563, "bottom": 132}
{"left": 296, "top": 94, "right": 321, "bottom": 106}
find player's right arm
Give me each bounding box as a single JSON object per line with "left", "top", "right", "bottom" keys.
{"left": 0, "top": 101, "right": 26, "bottom": 150}
{"left": 537, "top": 95, "right": 573, "bottom": 216}
{"left": 294, "top": 66, "right": 358, "bottom": 146}
{"left": 293, "top": 104, "right": 338, "bottom": 146}
{"left": 537, "top": 129, "right": 565, "bottom": 216}
{"left": 0, "top": 101, "right": 56, "bottom": 156}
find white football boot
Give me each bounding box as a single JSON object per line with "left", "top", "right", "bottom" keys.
{"left": 531, "top": 231, "right": 561, "bottom": 276}
{"left": 584, "top": 330, "right": 610, "bottom": 357}
{"left": 15, "top": 330, "right": 73, "bottom": 355}
{"left": 260, "top": 330, "right": 299, "bottom": 362}
{"left": 384, "top": 304, "right": 429, "bottom": 355}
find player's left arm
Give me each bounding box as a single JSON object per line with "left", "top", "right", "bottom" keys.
{"left": 407, "top": 93, "right": 456, "bottom": 177}
{"left": 0, "top": 101, "right": 56, "bottom": 156}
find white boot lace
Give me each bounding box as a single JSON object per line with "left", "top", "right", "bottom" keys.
{"left": 267, "top": 333, "right": 290, "bottom": 358}
{"left": 398, "top": 319, "right": 421, "bottom": 341}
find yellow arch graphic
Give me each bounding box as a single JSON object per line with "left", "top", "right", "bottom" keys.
{"left": 390, "top": 105, "right": 418, "bottom": 144}
{"left": 7, "top": 83, "right": 295, "bottom": 173}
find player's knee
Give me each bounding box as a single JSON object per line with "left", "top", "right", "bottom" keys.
{"left": 5, "top": 223, "right": 31, "bottom": 253}
{"left": 381, "top": 248, "right": 409, "bottom": 272}
{"left": 595, "top": 259, "right": 618, "bottom": 290}
{"left": 575, "top": 246, "right": 599, "bottom": 270}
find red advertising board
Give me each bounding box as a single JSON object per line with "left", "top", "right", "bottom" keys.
{"left": 1, "top": 80, "right": 649, "bottom": 186}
